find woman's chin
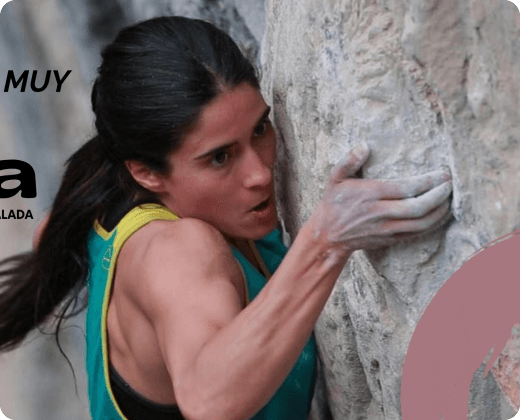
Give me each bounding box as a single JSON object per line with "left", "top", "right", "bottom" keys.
{"left": 226, "top": 216, "right": 278, "bottom": 243}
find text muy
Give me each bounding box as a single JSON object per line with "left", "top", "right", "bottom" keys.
{"left": 4, "top": 70, "right": 72, "bottom": 92}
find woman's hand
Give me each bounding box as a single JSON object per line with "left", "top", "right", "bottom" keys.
{"left": 310, "top": 143, "right": 453, "bottom": 253}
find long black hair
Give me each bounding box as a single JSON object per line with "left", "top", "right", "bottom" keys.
{"left": 0, "top": 15, "right": 259, "bottom": 379}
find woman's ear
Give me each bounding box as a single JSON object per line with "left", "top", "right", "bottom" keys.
{"left": 125, "top": 160, "right": 165, "bottom": 193}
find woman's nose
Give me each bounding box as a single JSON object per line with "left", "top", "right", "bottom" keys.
{"left": 243, "top": 148, "right": 272, "bottom": 188}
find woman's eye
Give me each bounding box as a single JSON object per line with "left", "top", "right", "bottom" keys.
{"left": 254, "top": 120, "right": 270, "bottom": 138}
{"left": 211, "top": 150, "right": 230, "bottom": 167}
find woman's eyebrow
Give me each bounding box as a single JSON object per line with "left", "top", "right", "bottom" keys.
{"left": 194, "top": 142, "right": 236, "bottom": 161}
{"left": 194, "top": 106, "right": 272, "bottom": 161}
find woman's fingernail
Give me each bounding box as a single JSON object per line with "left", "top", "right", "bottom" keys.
{"left": 353, "top": 142, "right": 369, "bottom": 158}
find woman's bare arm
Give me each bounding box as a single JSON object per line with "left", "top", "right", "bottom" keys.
{"left": 132, "top": 218, "right": 347, "bottom": 420}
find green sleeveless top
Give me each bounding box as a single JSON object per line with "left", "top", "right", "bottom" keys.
{"left": 85, "top": 204, "right": 316, "bottom": 420}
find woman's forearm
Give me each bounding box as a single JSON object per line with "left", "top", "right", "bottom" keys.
{"left": 181, "top": 220, "right": 350, "bottom": 420}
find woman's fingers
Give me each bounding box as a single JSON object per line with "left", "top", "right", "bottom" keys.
{"left": 329, "top": 143, "right": 370, "bottom": 183}
{"left": 382, "top": 181, "right": 453, "bottom": 219}
{"left": 376, "top": 169, "right": 452, "bottom": 200}
{"left": 321, "top": 159, "right": 454, "bottom": 251}
{"left": 382, "top": 199, "right": 452, "bottom": 235}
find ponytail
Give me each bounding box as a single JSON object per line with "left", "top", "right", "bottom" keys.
{"left": 0, "top": 135, "right": 153, "bottom": 363}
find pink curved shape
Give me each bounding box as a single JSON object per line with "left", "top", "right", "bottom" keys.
{"left": 401, "top": 230, "right": 520, "bottom": 420}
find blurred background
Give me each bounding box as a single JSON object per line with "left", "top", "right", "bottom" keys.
{"left": 0, "top": 1, "right": 264, "bottom": 418}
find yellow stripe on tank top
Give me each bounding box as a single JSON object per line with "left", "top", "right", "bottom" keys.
{"left": 99, "top": 204, "right": 179, "bottom": 420}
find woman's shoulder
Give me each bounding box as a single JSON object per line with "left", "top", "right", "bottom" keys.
{"left": 122, "top": 217, "right": 240, "bottom": 285}
{"left": 144, "top": 217, "right": 232, "bottom": 255}
{"left": 119, "top": 216, "right": 245, "bottom": 323}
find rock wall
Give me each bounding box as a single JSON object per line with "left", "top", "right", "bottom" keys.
{"left": 261, "top": 0, "right": 520, "bottom": 419}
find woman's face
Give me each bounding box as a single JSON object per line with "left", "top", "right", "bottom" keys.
{"left": 159, "top": 82, "right": 278, "bottom": 241}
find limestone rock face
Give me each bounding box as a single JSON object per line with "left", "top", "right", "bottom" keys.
{"left": 261, "top": 0, "right": 520, "bottom": 419}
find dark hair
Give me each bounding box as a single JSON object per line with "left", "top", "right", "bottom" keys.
{"left": 0, "top": 15, "right": 259, "bottom": 388}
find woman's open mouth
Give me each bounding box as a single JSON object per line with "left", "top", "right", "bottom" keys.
{"left": 251, "top": 197, "right": 271, "bottom": 212}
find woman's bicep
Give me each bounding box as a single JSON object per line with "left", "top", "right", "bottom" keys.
{"left": 153, "top": 268, "right": 243, "bottom": 385}
{"left": 136, "top": 220, "right": 244, "bottom": 415}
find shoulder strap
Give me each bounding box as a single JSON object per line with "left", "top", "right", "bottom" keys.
{"left": 247, "top": 239, "right": 272, "bottom": 279}
{"left": 112, "top": 203, "right": 179, "bottom": 253}
{"left": 103, "top": 203, "right": 250, "bottom": 308}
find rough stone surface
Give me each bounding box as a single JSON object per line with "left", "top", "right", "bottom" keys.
{"left": 262, "top": 0, "right": 520, "bottom": 418}
{"left": 492, "top": 324, "right": 520, "bottom": 411}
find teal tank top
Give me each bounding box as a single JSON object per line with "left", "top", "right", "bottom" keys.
{"left": 85, "top": 204, "right": 316, "bottom": 419}
{"left": 230, "top": 231, "right": 317, "bottom": 420}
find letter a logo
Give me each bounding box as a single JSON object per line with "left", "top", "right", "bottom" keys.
{"left": 0, "top": 160, "right": 37, "bottom": 198}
